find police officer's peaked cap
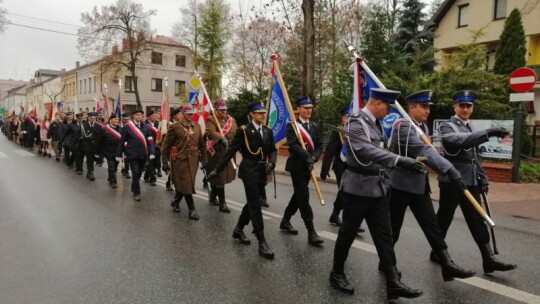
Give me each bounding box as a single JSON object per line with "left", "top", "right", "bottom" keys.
{"left": 248, "top": 102, "right": 267, "bottom": 113}
{"left": 295, "top": 97, "right": 314, "bottom": 108}
{"left": 76, "top": 113, "right": 84, "bottom": 119}
{"left": 131, "top": 109, "right": 144, "bottom": 115}
{"left": 88, "top": 112, "right": 97, "bottom": 118}
{"left": 405, "top": 90, "right": 434, "bottom": 105}
{"left": 66, "top": 112, "right": 74, "bottom": 116}
{"left": 453, "top": 90, "right": 477, "bottom": 104}
{"left": 109, "top": 114, "right": 118, "bottom": 120}
{"left": 147, "top": 110, "right": 156, "bottom": 116}
{"left": 369, "top": 88, "right": 400, "bottom": 104}
{"left": 340, "top": 107, "right": 350, "bottom": 116}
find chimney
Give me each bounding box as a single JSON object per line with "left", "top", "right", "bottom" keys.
{"left": 76, "top": 61, "right": 80, "bottom": 68}
{"left": 122, "top": 38, "right": 129, "bottom": 51}
{"left": 112, "top": 45, "right": 119, "bottom": 54}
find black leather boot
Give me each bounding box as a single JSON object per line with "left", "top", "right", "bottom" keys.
{"left": 329, "top": 210, "right": 342, "bottom": 226}
{"left": 170, "top": 192, "right": 182, "bottom": 213}
{"left": 261, "top": 197, "right": 269, "bottom": 208}
{"left": 329, "top": 270, "right": 354, "bottom": 294}
{"left": 436, "top": 249, "right": 476, "bottom": 281}
{"left": 232, "top": 228, "right": 251, "bottom": 245}
{"left": 209, "top": 185, "right": 219, "bottom": 205}
{"left": 279, "top": 218, "right": 298, "bottom": 235}
{"left": 255, "top": 230, "right": 274, "bottom": 259}
{"left": 429, "top": 250, "right": 440, "bottom": 264}
{"left": 305, "top": 221, "right": 324, "bottom": 246}
{"left": 186, "top": 196, "right": 199, "bottom": 220}
{"left": 479, "top": 243, "right": 517, "bottom": 273}
{"left": 217, "top": 187, "right": 231, "bottom": 213}
{"left": 165, "top": 180, "right": 174, "bottom": 191}
{"left": 385, "top": 265, "right": 423, "bottom": 300}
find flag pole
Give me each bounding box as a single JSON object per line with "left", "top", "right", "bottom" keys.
{"left": 159, "top": 77, "right": 169, "bottom": 143}
{"left": 196, "top": 72, "right": 237, "bottom": 170}
{"left": 344, "top": 42, "right": 494, "bottom": 227}
{"left": 271, "top": 54, "right": 325, "bottom": 206}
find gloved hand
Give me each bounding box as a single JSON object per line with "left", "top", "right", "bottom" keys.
{"left": 94, "top": 154, "right": 100, "bottom": 159}
{"left": 22, "top": 130, "right": 27, "bottom": 134}
{"left": 446, "top": 166, "right": 466, "bottom": 189}
{"left": 218, "top": 137, "right": 229, "bottom": 149}
{"left": 162, "top": 162, "right": 170, "bottom": 174}
{"left": 115, "top": 157, "right": 122, "bottom": 162}
{"left": 396, "top": 157, "right": 426, "bottom": 174}
{"left": 149, "top": 154, "right": 155, "bottom": 160}
{"left": 207, "top": 169, "right": 218, "bottom": 180}
{"left": 486, "top": 127, "right": 510, "bottom": 138}
{"left": 320, "top": 171, "right": 330, "bottom": 181}
{"left": 480, "top": 184, "right": 489, "bottom": 194}
{"left": 265, "top": 162, "right": 274, "bottom": 174}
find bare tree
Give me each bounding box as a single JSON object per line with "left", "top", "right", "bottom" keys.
{"left": 302, "top": 0, "right": 315, "bottom": 98}
{"left": 0, "top": 0, "right": 8, "bottom": 33}
{"left": 77, "top": 0, "right": 156, "bottom": 110}
{"left": 172, "top": 0, "right": 200, "bottom": 68}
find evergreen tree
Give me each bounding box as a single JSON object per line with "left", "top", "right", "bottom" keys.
{"left": 493, "top": 8, "right": 527, "bottom": 75}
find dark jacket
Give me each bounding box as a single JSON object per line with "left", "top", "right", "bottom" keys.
{"left": 80, "top": 121, "right": 103, "bottom": 154}
{"left": 99, "top": 124, "right": 122, "bottom": 158}
{"left": 285, "top": 119, "right": 322, "bottom": 175}
{"left": 62, "top": 121, "right": 83, "bottom": 151}
{"left": 321, "top": 129, "right": 346, "bottom": 178}
{"left": 116, "top": 121, "right": 156, "bottom": 160}
{"left": 47, "top": 120, "right": 64, "bottom": 141}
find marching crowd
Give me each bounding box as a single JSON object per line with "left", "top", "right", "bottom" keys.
{"left": 0, "top": 88, "right": 518, "bottom": 300}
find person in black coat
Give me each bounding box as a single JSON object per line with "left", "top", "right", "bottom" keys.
{"left": 99, "top": 114, "right": 122, "bottom": 188}
{"left": 208, "top": 102, "right": 277, "bottom": 259}
{"left": 80, "top": 112, "right": 104, "bottom": 181}
{"left": 120, "top": 113, "right": 131, "bottom": 179}
{"left": 47, "top": 113, "right": 64, "bottom": 161}
{"left": 280, "top": 97, "right": 324, "bottom": 247}
{"left": 61, "top": 112, "right": 74, "bottom": 166}
{"left": 62, "top": 113, "right": 84, "bottom": 172}
{"left": 143, "top": 110, "right": 161, "bottom": 185}
{"left": 23, "top": 113, "right": 37, "bottom": 150}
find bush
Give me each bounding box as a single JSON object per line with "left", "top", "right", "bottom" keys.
{"left": 521, "top": 162, "right": 540, "bottom": 183}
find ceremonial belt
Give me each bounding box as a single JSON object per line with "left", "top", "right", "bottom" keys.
{"left": 346, "top": 166, "right": 386, "bottom": 177}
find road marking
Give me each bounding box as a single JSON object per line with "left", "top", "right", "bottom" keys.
{"left": 0, "top": 151, "right": 7, "bottom": 158}
{"left": 193, "top": 191, "right": 282, "bottom": 219}
{"left": 319, "top": 230, "right": 539, "bottom": 303}
{"left": 13, "top": 149, "right": 35, "bottom": 157}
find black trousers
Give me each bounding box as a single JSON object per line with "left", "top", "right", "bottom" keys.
{"left": 106, "top": 157, "right": 119, "bottom": 184}
{"left": 437, "top": 182, "right": 489, "bottom": 245}
{"left": 333, "top": 191, "right": 396, "bottom": 272}
{"left": 389, "top": 188, "right": 448, "bottom": 251}
{"left": 73, "top": 150, "right": 85, "bottom": 171}
{"left": 128, "top": 158, "right": 146, "bottom": 195}
{"left": 84, "top": 151, "right": 95, "bottom": 173}
{"left": 332, "top": 165, "right": 345, "bottom": 212}
{"left": 238, "top": 181, "right": 265, "bottom": 232}
{"left": 283, "top": 171, "right": 313, "bottom": 222}
{"left": 64, "top": 146, "right": 73, "bottom": 166}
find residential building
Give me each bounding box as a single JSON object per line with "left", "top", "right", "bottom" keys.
{"left": 0, "top": 79, "right": 27, "bottom": 112}
{"left": 433, "top": 0, "right": 540, "bottom": 123}
{"left": 2, "top": 84, "right": 29, "bottom": 116}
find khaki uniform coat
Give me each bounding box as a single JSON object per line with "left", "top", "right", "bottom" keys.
{"left": 161, "top": 117, "right": 206, "bottom": 194}
{"left": 205, "top": 115, "right": 237, "bottom": 185}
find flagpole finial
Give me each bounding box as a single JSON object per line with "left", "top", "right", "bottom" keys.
{"left": 355, "top": 57, "right": 363, "bottom": 63}
{"left": 271, "top": 54, "right": 279, "bottom": 61}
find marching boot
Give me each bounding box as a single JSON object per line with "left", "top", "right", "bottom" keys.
{"left": 255, "top": 230, "right": 274, "bottom": 259}
{"left": 329, "top": 209, "right": 342, "bottom": 226}
{"left": 305, "top": 220, "right": 324, "bottom": 246}
{"left": 202, "top": 177, "right": 209, "bottom": 190}
{"left": 185, "top": 195, "right": 199, "bottom": 220}
{"left": 87, "top": 171, "right": 95, "bottom": 181}
{"left": 209, "top": 184, "right": 219, "bottom": 205}
{"left": 429, "top": 250, "right": 440, "bottom": 264}
{"left": 217, "top": 187, "right": 231, "bottom": 213}
{"left": 261, "top": 197, "right": 269, "bottom": 208}
{"left": 165, "top": 180, "right": 174, "bottom": 191}
{"left": 436, "top": 249, "right": 476, "bottom": 281}
{"left": 279, "top": 213, "right": 298, "bottom": 235}
{"left": 479, "top": 243, "right": 517, "bottom": 273}
{"left": 385, "top": 265, "right": 423, "bottom": 300}
{"left": 329, "top": 270, "right": 354, "bottom": 295}
{"left": 170, "top": 192, "right": 183, "bottom": 213}
{"left": 232, "top": 227, "right": 251, "bottom": 245}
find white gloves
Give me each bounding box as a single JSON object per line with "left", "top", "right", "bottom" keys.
{"left": 115, "top": 157, "right": 122, "bottom": 162}
{"left": 149, "top": 155, "right": 155, "bottom": 160}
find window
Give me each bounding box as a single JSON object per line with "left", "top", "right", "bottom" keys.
{"left": 151, "top": 52, "right": 163, "bottom": 65}
{"left": 125, "top": 76, "right": 136, "bottom": 92}
{"left": 94, "top": 77, "right": 97, "bottom": 92}
{"left": 88, "top": 78, "right": 92, "bottom": 93}
{"left": 79, "top": 80, "right": 82, "bottom": 94}
{"left": 175, "top": 80, "right": 185, "bottom": 96}
{"left": 494, "top": 0, "right": 507, "bottom": 20}
{"left": 84, "top": 79, "right": 87, "bottom": 94}
{"left": 458, "top": 4, "right": 469, "bottom": 28}
{"left": 176, "top": 55, "right": 187, "bottom": 67}
{"left": 151, "top": 78, "right": 163, "bottom": 92}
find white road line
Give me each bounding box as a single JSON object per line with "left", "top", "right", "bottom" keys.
{"left": 319, "top": 230, "right": 539, "bottom": 303}
{"left": 13, "top": 149, "right": 35, "bottom": 157}
{"left": 0, "top": 151, "right": 7, "bottom": 158}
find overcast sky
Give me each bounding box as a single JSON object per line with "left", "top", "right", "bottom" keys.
{"left": 0, "top": 0, "right": 261, "bottom": 80}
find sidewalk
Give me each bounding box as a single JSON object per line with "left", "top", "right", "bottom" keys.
{"left": 273, "top": 155, "right": 540, "bottom": 221}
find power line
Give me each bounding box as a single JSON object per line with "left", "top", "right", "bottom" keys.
{"left": 0, "top": 21, "right": 77, "bottom": 36}
{"left": 6, "top": 12, "right": 80, "bottom": 28}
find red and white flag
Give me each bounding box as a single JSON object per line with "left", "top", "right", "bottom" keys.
{"left": 192, "top": 77, "right": 211, "bottom": 134}
{"left": 159, "top": 77, "right": 169, "bottom": 141}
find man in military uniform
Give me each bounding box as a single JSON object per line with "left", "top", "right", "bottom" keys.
{"left": 47, "top": 113, "right": 64, "bottom": 162}
{"left": 320, "top": 107, "right": 365, "bottom": 233}
{"left": 280, "top": 97, "right": 324, "bottom": 246}
{"left": 388, "top": 90, "right": 475, "bottom": 282}
{"left": 436, "top": 90, "right": 517, "bottom": 274}
{"left": 161, "top": 106, "right": 206, "bottom": 220}
{"left": 80, "top": 112, "right": 104, "bottom": 181}
{"left": 62, "top": 113, "right": 84, "bottom": 173}
{"left": 99, "top": 114, "right": 122, "bottom": 188}
{"left": 205, "top": 100, "right": 237, "bottom": 213}
{"left": 208, "top": 102, "right": 277, "bottom": 259}
{"left": 329, "top": 88, "right": 423, "bottom": 300}
{"left": 116, "top": 109, "right": 156, "bottom": 201}
{"left": 120, "top": 113, "right": 131, "bottom": 179}
{"left": 143, "top": 110, "right": 161, "bottom": 186}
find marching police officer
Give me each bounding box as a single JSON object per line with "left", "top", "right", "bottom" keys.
{"left": 143, "top": 110, "right": 161, "bottom": 186}
{"left": 436, "top": 90, "right": 517, "bottom": 274}
{"left": 280, "top": 97, "right": 324, "bottom": 246}
{"left": 116, "top": 109, "right": 156, "bottom": 201}
{"left": 81, "top": 112, "right": 103, "bottom": 181}
{"left": 329, "top": 88, "right": 423, "bottom": 300}
{"left": 208, "top": 102, "right": 277, "bottom": 259}
{"left": 388, "top": 90, "right": 475, "bottom": 282}
{"left": 99, "top": 114, "right": 122, "bottom": 188}
{"left": 205, "top": 100, "right": 237, "bottom": 213}
{"left": 161, "top": 106, "right": 206, "bottom": 220}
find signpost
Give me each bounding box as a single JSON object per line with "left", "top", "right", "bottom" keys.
{"left": 509, "top": 67, "right": 537, "bottom": 183}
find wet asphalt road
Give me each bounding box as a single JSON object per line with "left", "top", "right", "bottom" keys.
{"left": 1, "top": 136, "right": 540, "bottom": 304}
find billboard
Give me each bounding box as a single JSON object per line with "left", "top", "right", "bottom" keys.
{"left": 433, "top": 119, "right": 513, "bottom": 160}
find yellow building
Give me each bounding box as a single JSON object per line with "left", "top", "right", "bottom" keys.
{"left": 433, "top": 0, "right": 540, "bottom": 123}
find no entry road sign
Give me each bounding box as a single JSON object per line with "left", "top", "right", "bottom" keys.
{"left": 508, "top": 67, "right": 537, "bottom": 93}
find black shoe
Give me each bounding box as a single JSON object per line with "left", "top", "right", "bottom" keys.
{"left": 386, "top": 266, "right": 423, "bottom": 300}
{"left": 165, "top": 181, "right": 174, "bottom": 191}
{"left": 125, "top": 174, "right": 131, "bottom": 179}
{"left": 232, "top": 228, "right": 251, "bottom": 245}
{"left": 157, "top": 173, "right": 162, "bottom": 177}
{"left": 279, "top": 221, "right": 298, "bottom": 235}
{"left": 261, "top": 198, "right": 269, "bottom": 208}
{"left": 143, "top": 176, "right": 149, "bottom": 182}
{"left": 188, "top": 209, "right": 199, "bottom": 220}
{"left": 149, "top": 180, "right": 156, "bottom": 186}
{"left": 56, "top": 157, "right": 60, "bottom": 162}
{"left": 76, "top": 170, "right": 82, "bottom": 175}
{"left": 171, "top": 200, "right": 180, "bottom": 213}
{"left": 133, "top": 194, "right": 141, "bottom": 201}
{"left": 329, "top": 271, "right": 354, "bottom": 295}
{"left": 87, "top": 172, "right": 95, "bottom": 181}
{"left": 38, "top": 150, "right": 42, "bottom": 155}
{"left": 479, "top": 243, "right": 517, "bottom": 273}
{"left": 219, "top": 203, "right": 231, "bottom": 213}
{"left": 48, "top": 153, "right": 51, "bottom": 158}
{"left": 258, "top": 240, "right": 274, "bottom": 259}
{"left": 110, "top": 183, "right": 117, "bottom": 189}
{"left": 357, "top": 226, "right": 365, "bottom": 233}
{"left": 329, "top": 214, "right": 342, "bottom": 226}
{"left": 308, "top": 231, "right": 324, "bottom": 246}
{"left": 430, "top": 250, "right": 440, "bottom": 264}
{"left": 436, "top": 250, "right": 476, "bottom": 281}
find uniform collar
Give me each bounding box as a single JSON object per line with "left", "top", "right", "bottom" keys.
{"left": 454, "top": 115, "right": 470, "bottom": 125}
{"left": 251, "top": 120, "right": 262, "bottom": 130}
{"left": 362, "top": 107, "right": 377, "bottom": 123}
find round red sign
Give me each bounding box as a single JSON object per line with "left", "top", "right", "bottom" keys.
{"left": 508, "top": 67, "right": 537, "bottom": 93}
